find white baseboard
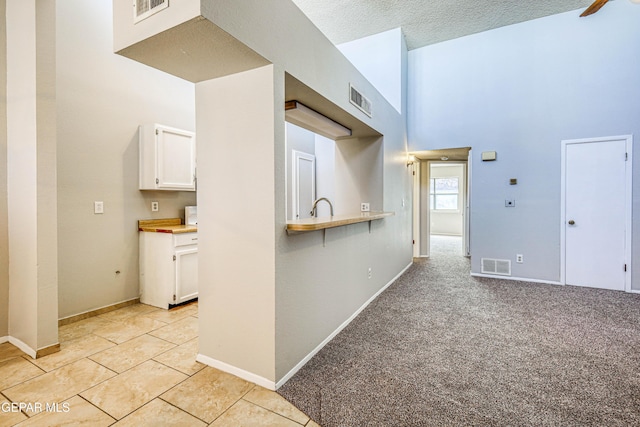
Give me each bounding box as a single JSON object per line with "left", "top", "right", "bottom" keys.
{"left": 196, "top": 261, "right": 414, "bottom": 391}
{"left": 58, "top": 297, "right": 140, "bottom": 323}
{"left": 8, "top": 336, "right": 36, "bottom": 359}
{"left": 471, "top": 272, "right": 562, "bottom": 286}
{"left": 0, "top": 336, "right": 8, "bottom": 344}
{"left": 196, "top": 353, "right": 276, "bottom": 391}
{"left": 276, "top": 261, "right": 414, "bottom": 390}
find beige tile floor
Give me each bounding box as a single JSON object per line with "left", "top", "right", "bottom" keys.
{"left": 0, "top": 302, "right": 318, "bottom": 426}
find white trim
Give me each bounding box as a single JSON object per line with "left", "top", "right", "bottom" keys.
{"left": 8, "top": 336, "right": 36, "bottom": 359}
{"left": 291, "top": 150, "right": 316, "bottom": 220}
{"left": 412, "top": 159, "right": 420, "bottom": 258}
{"left": 276, "top": 261, "right": 413, "bottom": 390}
{"left": 424, "top": 161, "right": 432, "bottom": 258}
{"left": 465, "top": 150, "right": 472, "bottom": 257}
{"left": 630, "top": 290, "right": 640, "bottom": 295}
{"left": 471, "top": 272, "right": 562, "bottom": 286}
{"left": 0, "top": 336, "right": 8, "bottom": 344}
{"left": 196, "top": 353, "right": 277, "bottom": 391}
{"left": 560, "top": 135, "right": 633, "bottom": 291}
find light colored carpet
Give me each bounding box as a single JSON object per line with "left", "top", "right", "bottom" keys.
{"left": 278, "top": 238, "right": 640, "bottom": 426}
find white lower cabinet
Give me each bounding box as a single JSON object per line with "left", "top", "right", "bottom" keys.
{"left": 139, "top": 231, "right": 198, "bottom": 309}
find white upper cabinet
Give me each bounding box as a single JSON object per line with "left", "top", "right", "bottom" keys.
{"left": 139, "top": 124, "right": 196, "bottom": 191}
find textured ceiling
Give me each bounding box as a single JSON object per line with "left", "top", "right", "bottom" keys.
{"left": 291, "top": 0, "right": 595, "bottom": 50}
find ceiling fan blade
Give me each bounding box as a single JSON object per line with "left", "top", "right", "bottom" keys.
{"left": 580, "top": 0, "right": 609, "bottom": 17}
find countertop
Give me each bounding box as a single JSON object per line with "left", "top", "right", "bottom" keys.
{"left": 138, "top": 218, "right": 197, "bottom": 234}
{"left": 286, "top": 211, "right": 394, "bottom": 232}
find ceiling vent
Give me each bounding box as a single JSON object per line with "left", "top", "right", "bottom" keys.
{"left": 349, "top": 84, "right": 372, "bottom": 117}
{"left": 134, "top": 0, "right": 168, "bottom": 24}
{"left": 481, "top": 258, "right": 511, "bottom": 276}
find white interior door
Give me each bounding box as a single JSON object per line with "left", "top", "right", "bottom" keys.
{"left": 292, "top": 150, "right": 316, "bottom": 220}
{"left": 562, "top": 136, "right": 632, "bottom": 291}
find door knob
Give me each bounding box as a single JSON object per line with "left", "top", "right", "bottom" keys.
{"left": 568, "top": 220, "right": 575, "bottom": 225}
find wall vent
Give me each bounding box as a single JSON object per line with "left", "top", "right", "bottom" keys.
{"left": 481, "top": 258, "right": 511, "bottom": 276}
{"left": 349, "top": 84, "right": 372, "bottom": 117}
{"left": 134, "top": 0, "right": 168, "bottom": 23}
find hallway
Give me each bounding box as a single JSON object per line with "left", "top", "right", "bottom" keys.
{"left": 429, "top": 234, "right": 463, "bottom": 257}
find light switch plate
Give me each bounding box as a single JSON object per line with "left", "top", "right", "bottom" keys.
{"left": 94, "top": 201, "right": 104, "bottom": 214}
{"left": 505, "top": 199, "right": 515, "bottom": 207}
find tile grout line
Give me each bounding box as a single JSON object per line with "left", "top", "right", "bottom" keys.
{"left": 208, "top": 388, "right": 254, "bottom": 425}
{"left": 240, "top": 394, "right": 310, "bottom": 426}
{"left": 77, "top": 361, "right": 188, "bottom": 422}
{"left": 158, "top": 396, "right": 211, "bottom": 425}
{"left": 73, "top": 394, "right": 117, "bottom": 425}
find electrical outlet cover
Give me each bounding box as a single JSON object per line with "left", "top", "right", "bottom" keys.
{"left": 361, "top": 202, "right": 370, "bottom": 212}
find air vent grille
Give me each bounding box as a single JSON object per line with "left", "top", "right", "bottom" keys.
{"left": 349, "top": 84, "right": 372, "bottom": 117}
{"left": 134, "top": 0, "right": 168, "bottom": 23}
{"left": 481, "top": 258, "right": 511, "bottom": 276}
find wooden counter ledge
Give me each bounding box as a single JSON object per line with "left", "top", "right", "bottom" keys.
{"left": 138, "top": 218, "right": 197, "bottom": 234}
{"left": 286, "top": 211, "right": 394, "bottom": 232}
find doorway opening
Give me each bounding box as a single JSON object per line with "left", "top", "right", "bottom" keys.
{"left": 410, "top": 147, "right": 471, "bottom": 259}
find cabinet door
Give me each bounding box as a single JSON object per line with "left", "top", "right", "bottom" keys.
{"left": 157, "top": 127, "right": 196, "bottom": 190}
{"left": 175, "top": 247, "right": 198, "bottom": 304}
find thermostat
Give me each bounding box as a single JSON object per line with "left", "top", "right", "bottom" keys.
{"left": 482, "top": 151, "right": 497, "bottom": 161}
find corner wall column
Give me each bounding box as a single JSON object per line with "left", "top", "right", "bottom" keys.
{"left": 195, "top": 65, "right": 278, "bottom": 387}
{"left": 6, "top": 0, "right": 58, "bottom": 356}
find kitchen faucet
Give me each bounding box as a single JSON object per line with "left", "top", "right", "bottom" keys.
{"left": 310, "top": 197, "right": 334, "bottom": 217}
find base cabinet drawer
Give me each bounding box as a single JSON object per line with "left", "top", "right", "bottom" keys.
{"left": 174, "top": 232, "right": 198, "bottom": 247}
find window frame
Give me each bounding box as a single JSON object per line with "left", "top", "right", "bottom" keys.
{"left": 429, "top": 177, "right": 460, "bottom": 211}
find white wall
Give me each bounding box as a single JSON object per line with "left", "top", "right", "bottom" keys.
{"left": 338, "top": 28, "right": 405, "bottom": 114}
{"left": 334, "top": 137, "right": 384, "bottom": 214}
{"left": 0, "top": 0, "right": 8, "bottom": 339}
{"left": 314, "top": 134, "right": 336, "bottom": 218}
{"left": 56, "top": 0, "right": 196, "bottom": 319}
{"left": 408, "top": 1, "right": 640, "bottom": 286}
{"left": 198, "top": 0, "right": 411, "bottom": 384}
